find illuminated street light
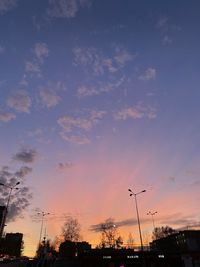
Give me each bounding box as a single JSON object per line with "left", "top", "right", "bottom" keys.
{"left": 128, "top": 188, "right": 146, "bottom": 251}
{"left": 0, "top": 181, "right": 20, "bottom": 237}
{"left": 147, "top": 211, "right": 157, "bottom": 230}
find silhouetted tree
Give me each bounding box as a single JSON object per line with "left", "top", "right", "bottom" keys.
{"left": 0, "top": 165, "right": 32, "bottom": 222}
{"left": 62, "top": 216, "right": 81, "bottom": 242}
{"left": 98, "top": 218, "right": 123, "bottom": 248}
{"left": 126, "top": 233, "right": 135, "bottom": 248}
{"left": 36, "top": 238, "right": 56, "bottom": 258}
{"left": 52, "top": 235, "right": 62, "bottom": 251}
{"left": 115, "top": 236, "right": 123, "bottom": 248}
{"left": 152, "top": 225, "right": 176, "bottom": 240}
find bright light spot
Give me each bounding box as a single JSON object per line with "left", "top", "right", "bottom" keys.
{"left": 103, "top": 256, "right": 111, "bottom": 259}
{"left": 127, "top": 255, "right": 139, "bottom": 258}
{"left": 158, "top": 254, "right": 165, "bottom": 258}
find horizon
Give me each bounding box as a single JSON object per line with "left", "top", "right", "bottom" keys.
{"left": 0, "top": 0, "right": 200, "bottom": 257}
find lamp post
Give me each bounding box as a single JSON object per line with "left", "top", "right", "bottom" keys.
{"left": 37, "top": 211, "right": 50, "bottom": 248}
{"left": 0, "top": 181, "right": 20, "bottom": 237}
{"left": 128, "top": 188, "right": 146, "bottom": 251}
{"left": 147, "top": 211, "right": 157, "bottom": 230}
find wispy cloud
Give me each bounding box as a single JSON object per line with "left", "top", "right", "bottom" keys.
{"left": 158, "top": 213, "right": 200, "bottom": 229}
{"left": 0, "top": 111, "right": 16, "bottom": 122}
{"left": 156, "top": 16, "right": 168, "bottom": 29}
{"left": 34, "top": 43, "right": 49, "bottom": 63}
{"left": 90, "top": 217, "right": 149, "bottom": 232}
{"left": 114, "top": 48, "right": 136, "bottom": 67}
{"left": 7, "top": 90, "right": 31, "bottom": 113}
{"left": 76, "top": 77, "right": 124, "bottom": 97}
{"left": 73, "top": 46, "right": 134, "bottom": 76}
{"left": 39, "top": 81, "right": 65, "bottom": 108}
{"left": 13, "top": 148, "right": 37, "bottom": 163}
{"left": 77, "top": 85, "right": 99, "bottom": 97}
{"left": 139, "top": 68, "right": 156, "bottom": 81}
{"left": 15, "top": 166, "right": 32, "bottom": 178}
{"left": 58, "top": 110, "right": 106, "bottom": 132}
{"left": 39, "top": 88, "right": 61, "bottom": 108}
{"left": 47, "top": 0, "right": 91, "bottom": 18}
{"left": 73, "top": 47, "right": 106, "bottom": 75}
{"left": 115, "top": 107, "right": 144, "bottom": 120}
{"left": 162, "top": 35, "right": 172, "bottom": 45}
{"left": 58, "top": 161, "right": 73, "bottom": 170}
{"left": 25, "top": 43, "right": 49, "bottom": 76}
{"left": 58, "top": 110, "right": 106, "bottom": 144}
{"left": 25, "top": 61, "right": 41, "bottom": 74}
{"left": 114, "top": 103, "right": 157, "bottom": 120}
{"left": 156, "top": 16, "right": 179, "bottom": 46}
{"left": 90, "top": 213, "right": 200, "bottom": 233}
{"left": 60, "top": 133, "right": 90, "bottom": 145}
{"left": 0, "top": 0, "right": 17, "bottom": 14}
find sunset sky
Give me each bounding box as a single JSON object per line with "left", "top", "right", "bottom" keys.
{"left": 0, "top": 0, "right": 200, "bottom": 257}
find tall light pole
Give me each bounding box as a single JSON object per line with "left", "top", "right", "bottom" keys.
{"left": 128, "top": 188, "right": 146, "bottom": 251}
{"left": 0, "top": 181, "right": 20, "bottom": 237}
{"left": 147, "top": 211, "right": 157, "bottom": 230}
{"left": 37, "top": 211, "right": 50, "bottom": 248}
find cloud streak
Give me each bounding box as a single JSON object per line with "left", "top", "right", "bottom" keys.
{"left": 0, "top": 111, "right": 16, "bottom": 122}
{"left": 58, "top": 110, "right": 106, "bottom": 144}
{"left": 60, "top": 133, "right": 90, "bottom": 145}
{"left": 76, "top": 77, "right": 124, "bottom": 98}
{"left": 58, "top": 110, "right": 106, "bottom": 133}
{"left": 58, "top": 161, "right": 73, "bottom": 170}
{"left": 7, "top": 90, "right": 32, "bottom": 113}
{"left": 139, "top": 68, "right": 156, "bottom": 81}
{"left": 34, "top": 43, "right": 49, "bottom": 63}
{"left": 0, "top": 0, "right": 17, "bottom": 14}
{"left": 47, "top": 0, "right": 91, "bottom": 18}
{"left": 13, "top": 148, "right": 37, "bottom": 163}
{"left": 114, "top": 103, "right": 157, "bottom": 120}
{"left": 39, "top": 88, "right": 61, "bottom": 108}
{"left": 73, "top": 46, "right": 135, "bottom": 76}
{"left": 90, "top": 217, "right": 149, "bottom": 232}
{"left": 25, "top": 43, "right": 49, "bottom": 77}
{"left": 15, "top": 166, "right": 32, "bottom": 178}
{"left": 39, "top": 82, "right": 64, "bottom": 108}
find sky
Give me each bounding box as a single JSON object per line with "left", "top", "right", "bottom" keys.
{"left": 0, "top": 0, "right": 200, "bottom": 257}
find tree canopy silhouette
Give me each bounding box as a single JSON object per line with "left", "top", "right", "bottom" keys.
{"left": 96, "top": 218, "right": 123, "bottom": 248}
{"left": 0, "top": 165, "right": 32, "bottom": 221}
{"left": 62, "top": 216, "right": 81, "bottom": 242}
{"left": 152, "top": 225, "right": 176, "bottom": 240}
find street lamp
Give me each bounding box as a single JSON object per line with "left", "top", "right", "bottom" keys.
{"left": 37, "top": 211, "right": 50, "bottom": 248}
{"left": 147, "top": 211, "right": 157, "bottom": 230}
{"left": 128, "top": 188, "right": 146, "bottom": 251}
{"left": 0, "top": 181, "right": 20, "bottom": 237}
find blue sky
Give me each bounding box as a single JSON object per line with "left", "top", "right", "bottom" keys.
{"left": 0, "top": 0, "right": 200, "bottom": 256}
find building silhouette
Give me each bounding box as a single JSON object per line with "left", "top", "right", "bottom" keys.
{"left": 151, "top": 230, "right": 200, "bottom": 267}
{"left": 59, "top": 240, "right": 91, "bottom": 259}
{"left": 55, "top": 231, "right": 200, "bottom": 267}
{"left": 151, "top": 230, "right": 200, "bottom": 253}
{"left": 0, "top": 233, "right": 23, "bottom": 257}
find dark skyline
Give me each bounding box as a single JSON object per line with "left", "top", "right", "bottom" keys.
{"left": 0, "top": 0, "right": 200, "bottom": 256}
